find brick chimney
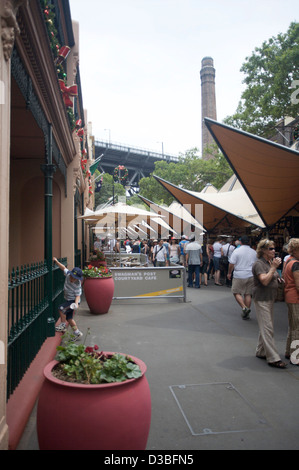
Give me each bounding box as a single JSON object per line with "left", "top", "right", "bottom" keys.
{"left": 200, "top": 57, "right": 217, "bottom": 159}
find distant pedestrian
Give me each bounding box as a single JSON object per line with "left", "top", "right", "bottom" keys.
{"left": 169, "top": 238, "right": 180, "bottom": 264}
{"left": 213, "top": 237, "right": 223, "bottom": 285}
{"left": 94, "top": 237, "right": 102, "bottom": 251}
{"left": 185, "top": 235, "right": 203, "bottom": 288}
{"left": 163, "top": 239, "right": 170, "bottom": 266}
{"left": 221, "top": 238, "right": 235, "bottom": 286}
{"left": 132, "top": 239, "right": 141, "bottom": 253}
{"left": 153, "top": 239, "right": 167, "bottom": 267}
{"left": 179, "top": 235, "right": 189, "bottom": 267}
{"left": 227, "top": 235, "right": 257, "bottom": 319}
{"left": 207, "top": 240, "right": 214, "bottom": 280}
{"left": 200, "top": 236, "right": 209, "bottom": 286}
{"left": 141, "top": 239, "right": 149, "bottom": 263}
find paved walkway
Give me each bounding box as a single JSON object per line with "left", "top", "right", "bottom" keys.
{"left": 17, "top": 281, "right": 299, "bottom": 450}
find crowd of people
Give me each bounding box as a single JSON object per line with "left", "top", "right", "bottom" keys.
{"left": 92, "top": 232, "right": 299, "bottom": 370}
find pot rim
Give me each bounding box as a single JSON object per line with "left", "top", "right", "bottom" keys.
{"left": 83, "top": 276, "right": 113, "bottom": 280}
{"left": 44, "top": 352, "right": 147, "bottom": 389}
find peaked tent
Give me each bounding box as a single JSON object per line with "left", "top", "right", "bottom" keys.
{"left": 79, "top": 202, "right": 161, "bottom": 224}
{"left": 153, "top": 175, "right": 265, "bottom": 233}
{"left": 138, "top": 195, "right": 204, "bottom": 237}
{"left": 78, "top": 203, "right": 173, "bottom": 239}
{"left": 204, "top": 118, "right": 299, "bottom": 228}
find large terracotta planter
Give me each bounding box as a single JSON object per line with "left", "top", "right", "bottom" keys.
{"left": 83, "top": 276, "right": 114, "bottom": 314}
{"left": 37, "top": 353, "right": 151, "bottom": 450}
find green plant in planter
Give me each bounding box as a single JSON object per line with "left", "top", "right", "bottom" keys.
{"left": 82, "top": 265, "right": 112, "bottom": 278}
{"left": 90, "top": 250, "right": 106, "bottom": 261}
{"left": 55, "top": 331, "right": 141, "bottom": 384}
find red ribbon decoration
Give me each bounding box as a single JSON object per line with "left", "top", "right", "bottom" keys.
{"left": 59, "top": 79, "right": 78, "bottom": 108}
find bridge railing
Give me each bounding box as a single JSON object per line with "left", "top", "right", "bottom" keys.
{"left": 95, "top": 140, "right": 181, "bottom": 162}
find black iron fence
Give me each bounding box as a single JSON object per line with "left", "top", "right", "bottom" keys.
{"left": 7, "top": 259, "right": 67, "bottom": 399}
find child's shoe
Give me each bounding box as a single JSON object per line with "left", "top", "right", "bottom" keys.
{"left": 55, "top": 323, "right": 66, "bottom": 332}
{"left": 71, "top": 330, "right": 83, "bottom": 341}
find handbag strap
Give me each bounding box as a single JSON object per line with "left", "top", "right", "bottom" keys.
{"left": 155, "top": 245, "right": 164, "bottom": 255}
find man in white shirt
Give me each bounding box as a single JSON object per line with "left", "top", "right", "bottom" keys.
{"left": 185, "top": 235, "right": 203, "bottom": 288}
{"left": 227, "top": 235, "right": 257, "bottom": 320}
{"left": 153, "top": 239, "right": 167, "bottom": 267}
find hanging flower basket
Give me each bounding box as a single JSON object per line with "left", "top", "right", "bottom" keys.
{"left": 113, "top": 165, "right": 128, "bottom": 183}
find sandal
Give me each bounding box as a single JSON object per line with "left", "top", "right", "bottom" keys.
{"left": 268, "top": 361, "right": 287, "bottom": 369}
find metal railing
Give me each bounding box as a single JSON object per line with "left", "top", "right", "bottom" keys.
{"left": 7, "top": 259, "right": 66, "bottom": 399}
{"left": 95, "top": 140, "right": 181, "bottom": 162}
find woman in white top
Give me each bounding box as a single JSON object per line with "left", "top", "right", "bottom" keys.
{"left": 213, "top": 238, "right": 223, "bottom": 285}
{"left": 169, "top": 238, "right": 180, "bottom": 264}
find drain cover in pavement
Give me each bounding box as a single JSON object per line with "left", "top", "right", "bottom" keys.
{"left": 170, "top": 382, "right": 269, "bottom": 436}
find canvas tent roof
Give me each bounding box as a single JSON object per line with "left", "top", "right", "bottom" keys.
{"left": 138, "top": 195, "right": 204, "bottom": 237}
{"left": 204, "top": 118, "right": 299, "bottom": 228}
{"left": 79, "top": 202, "right": 160, "bottom": 223}
{"left": 219, "top": 174, "right": 242, "bottom": 193}
{"left": 153, "top": 175, "right": 265, "bottom": 232}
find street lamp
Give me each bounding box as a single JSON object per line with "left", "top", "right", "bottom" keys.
{"left": 104, "top": 128, "right": 111, "bottom": 145}
{"left": 156, "top": 141, "right": 164, "bottom": 157}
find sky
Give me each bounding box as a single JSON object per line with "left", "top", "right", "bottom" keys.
{"left": 69, "top": 0, "right": 298, "bottom": 156}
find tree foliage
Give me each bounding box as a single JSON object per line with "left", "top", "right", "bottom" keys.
{"left": 94, "top": 172, "right": 125, "bottom": 209}
{"left": 224, "top": 22, "right": 299, "bottom": 137}
{"left": 138, "top": 145, "right": 233, "bottom": 205}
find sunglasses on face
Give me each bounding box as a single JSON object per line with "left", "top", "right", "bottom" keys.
{"left": 268, "top": 247, "right": 275, "bottom": 251}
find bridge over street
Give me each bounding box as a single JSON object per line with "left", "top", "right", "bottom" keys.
{"left": 94, "top": 140, "right": 180, "bottom": 188}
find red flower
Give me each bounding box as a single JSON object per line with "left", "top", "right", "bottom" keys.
{"left": 94, "top": 345, "right": 99, "bottom": 350}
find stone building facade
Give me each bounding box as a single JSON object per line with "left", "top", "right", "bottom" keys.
{"left": 0, "top": 0, "right": 94, "bottom": 449}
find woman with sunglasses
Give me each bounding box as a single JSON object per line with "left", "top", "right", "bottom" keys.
{"left": 252, "top": 239, "right": 287, "bottom": 369}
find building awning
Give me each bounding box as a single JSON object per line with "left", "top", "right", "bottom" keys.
{"left": 204, "top": 118, "right": 299, "bottom": 228}
{"left": 153, "top": 175, "right": 265, "bottom": 232}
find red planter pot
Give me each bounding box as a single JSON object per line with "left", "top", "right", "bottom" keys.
{"left": 83, "top": 276, "right": 114, "bottom": 314}
{"left": 37, "top": 354, "right": 151, "bottom": 450}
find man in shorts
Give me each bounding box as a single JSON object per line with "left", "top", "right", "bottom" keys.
{"left": 227, "top": 235, "right": 257, "bottom": 320}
